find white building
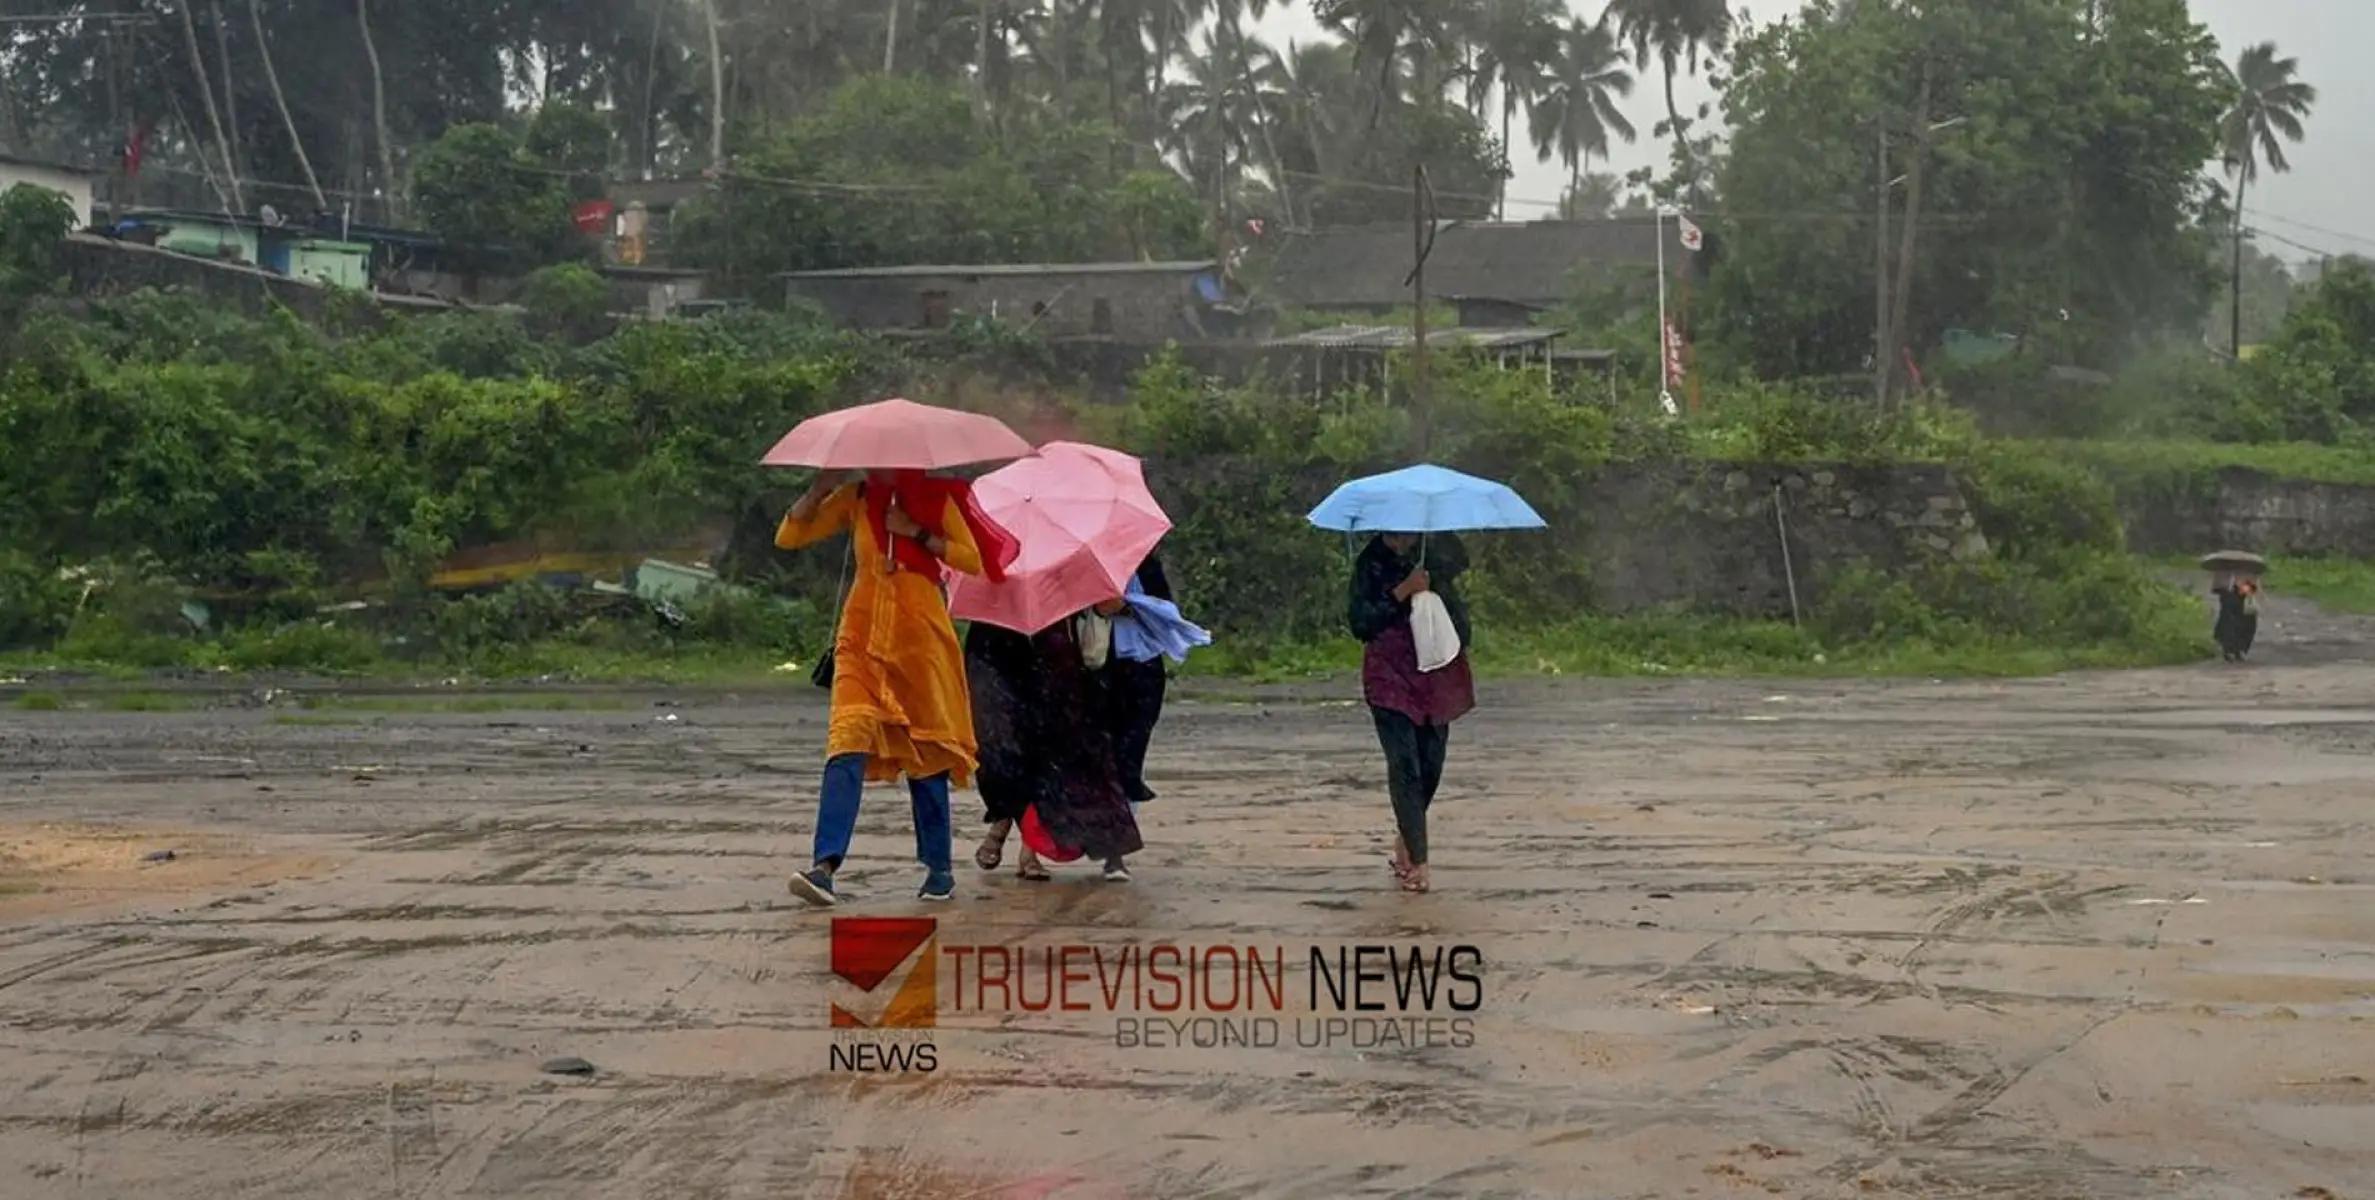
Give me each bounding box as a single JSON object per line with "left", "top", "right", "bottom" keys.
{"left": 0, "top": 154, "right": 100, "bottom": 228}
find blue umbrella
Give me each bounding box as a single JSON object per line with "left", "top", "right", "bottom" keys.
{"left": 1306, "top": 464, "right": 1547, "bottom": 534}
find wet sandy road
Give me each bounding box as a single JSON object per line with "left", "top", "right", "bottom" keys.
{"left": 1, "top": 656, "right": 2373, "bottom": 1199}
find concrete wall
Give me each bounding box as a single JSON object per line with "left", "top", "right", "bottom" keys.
{"left": 0, "top": 164, "right": 96, "bottom": 227}
{"left": 2119, "top": 468, "right": 2375, "bottom": 559}
{"left": 786, "top": 270, "right": 1211, "bottom": 341}
{"left": 1576, "top": 462, "right": 1987, "bottom": 616}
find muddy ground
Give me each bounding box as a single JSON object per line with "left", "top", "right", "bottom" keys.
{"left": 1, "top": 591, "right": 2372, "bottom": 1199}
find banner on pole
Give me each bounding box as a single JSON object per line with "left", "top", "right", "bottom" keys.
{"left": 1663, "top": 317, "right": 1688, "bottom": 389}
{"left": 1676, "top": 215, "right": 1704, "bottom": 253}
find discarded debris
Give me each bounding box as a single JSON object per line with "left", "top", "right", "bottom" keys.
{"left": 541, "top": 1057, "right": 596, "bottom": 1077}
{"left": 141, "top": 849, "right": 177, "bottom": 863}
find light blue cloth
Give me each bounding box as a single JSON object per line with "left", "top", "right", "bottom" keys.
{"left": 1112, "top": 575, "right": 1211, "bottom": 664}
{"left": 1306, "top": 463, "right": 1547, "bottom": 533}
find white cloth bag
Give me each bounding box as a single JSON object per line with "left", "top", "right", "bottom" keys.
{"left": 1410, "top": 590, "right": 1461, "bottom": 673}
{"left": 1075, "top": 609, "right": 1113, "bottom": 670}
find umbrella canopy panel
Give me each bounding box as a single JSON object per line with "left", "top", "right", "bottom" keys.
{"left": 1307, "top": 463, "right": 1548, "bottom": 533}
{"left": 761, "top": 398, "right": 1033, "bottom": 471}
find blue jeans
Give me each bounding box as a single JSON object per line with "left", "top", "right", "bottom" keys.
{"left": 813, "top": 753, "right": 952, "bottom": 875}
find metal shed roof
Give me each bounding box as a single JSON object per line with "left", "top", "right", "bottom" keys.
{"left": 1263, "top": 325, "right": 1561, "bottom": 350}
{"left": 784, "top": 260, "right": 1217, "bottom": 279}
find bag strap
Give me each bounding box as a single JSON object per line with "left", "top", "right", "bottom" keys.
{"left": 827, "top": 534, "right": 854, "bottom": 632}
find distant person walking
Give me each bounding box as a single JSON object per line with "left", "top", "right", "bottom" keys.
{"left": 2213, "top": 571, "right": 2260, "bottom": 662}
{"left": 1349, "top": 532, "right": 1474, "bottom": 894}
{"left": 775, "top": 467, "right": 1016, "bottom": 906}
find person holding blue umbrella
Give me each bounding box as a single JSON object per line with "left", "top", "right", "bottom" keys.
{"left": 1311, "top": 465, "right": 1546, "bottom": 895}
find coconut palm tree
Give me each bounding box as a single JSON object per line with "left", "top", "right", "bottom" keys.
{"left": 1602, "top": 0, "right": 1729, "bottom": 198}
{"left": 1313, "top": 0, "right": 1461, "bottom": 115}
{"left": 1528, "top": 18, "right": 1635, "bottom": 203}
{"left": 1464, "top": 0, "right": 1559, "bottom": 219}
{"left": 2220, "top": 40, "right": 2316, "bottom": 356}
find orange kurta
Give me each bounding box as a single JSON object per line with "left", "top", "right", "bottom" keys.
{"left": 777, "top": 484, "right": 985, "bottom": 786}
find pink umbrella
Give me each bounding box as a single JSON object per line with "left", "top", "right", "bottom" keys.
{"left": 945, "top": 442, "right": 1171, "bottom": 635}
{"left": 760, "top": 397, "right": 1033, "bottom": 471}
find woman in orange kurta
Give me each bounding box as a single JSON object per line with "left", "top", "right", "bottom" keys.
{"left": 776, "top": 468, "right": 1016, "bottom": 906}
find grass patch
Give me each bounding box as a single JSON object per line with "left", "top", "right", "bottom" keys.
{"left": 10, "top": 691, "right": 64, "bottom": 711}
{"left": 2048, "top": 439, "right": 2375, "bottom": 488}
{"left": 1179, "top": 605, "right": 2206, "bottom": 685}
{"left": 2274, "top": 559, "right": 2375, "bottom": 614}
{"left": 292, "top": 694, "right": 634, "bottom": 714}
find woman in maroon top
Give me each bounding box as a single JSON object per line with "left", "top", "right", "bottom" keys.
{"left": 1348, "top": 531, "right": 1475, "bottom": 894}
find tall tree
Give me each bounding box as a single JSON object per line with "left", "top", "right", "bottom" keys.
{"left": 1312, "top": 0, "right": 1459, "bottom": 115}
{"left": 357, "top": 0, "right": 399, "bottom": 219}
{"left": 1710, "top": 0, "right": 2226, "bottom": 378}
{"left": 1602, "top": 0, "right": 1729, "bottom": 201}
{"left": 248, "top": 0, "right": 326, "bottom": 208}
{"left": 2219, "top": 40, "right": 2315, "bottom": 356}
{"left": 1465, "top": 0, "right": 1559, "bottom": 219}
{"left": 176, "top": 0, "right": 243, "bottom": 212}
{"left": 1527, "top": 18, "right": 1635, "bottom": 201}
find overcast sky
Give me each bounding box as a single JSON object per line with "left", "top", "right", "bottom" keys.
{"left": 1254, "top": 0, "right": 2372, "bottom": 264}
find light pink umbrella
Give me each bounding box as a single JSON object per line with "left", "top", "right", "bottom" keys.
{"left": 945, "top": 442, "right": 1171, "bottom": 635}
{"left": 760, "top": 397, "right": 1033, "bottom": 471}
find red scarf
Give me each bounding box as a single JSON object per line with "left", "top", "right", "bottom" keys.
{"left": 863, "top": 471, "right": 1019, "bottom": 583}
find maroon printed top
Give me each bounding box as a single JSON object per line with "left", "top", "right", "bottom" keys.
{"left": 1350, "top": 534, "right": 1476, "bottom": 727}
{"left": 1362, "top": 621, "right": 1476, "bottom": 726}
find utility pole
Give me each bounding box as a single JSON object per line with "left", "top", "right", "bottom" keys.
{"left": 1874, "top": 120, "right": 1891, "bottom": 409}
{"left": 1409, "top": 163, "right": 1436, "bottom": 460}
{"left": 1885, "top": 79, "right": 1962, "bottom": 415}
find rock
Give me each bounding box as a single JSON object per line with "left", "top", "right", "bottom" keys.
{"left": 541, "top": 1056, "right": 596, "bottom": 1076}
{"left": 141, "top": 849, "right": 176, "bottom": 863}
{"left": 1811, "top": 471, "right": 1836, "bottom": 487}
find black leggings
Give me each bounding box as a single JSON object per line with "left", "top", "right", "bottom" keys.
{"left": 1371, "top": 707, "right": 1450, "bottom": 864}
{"left": 1104, "top": 658, "right": 1167, "bottom": 804}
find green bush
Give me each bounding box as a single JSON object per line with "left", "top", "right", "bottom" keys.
{"left": 0, "top": 279, "right": 2227, "bottom": 680}
{"left": 1960, "top": 441, "right": 2125, "bottom": 558}
{"left": 0, "top": 550, "right": 75, "bottom": 650}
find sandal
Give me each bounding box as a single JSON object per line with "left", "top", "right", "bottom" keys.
{"left": 1017, "top": 851, "right": 1051, "bottom": 882}
{"left": 1389, "top": 836, "right": 1413, "bottom": 881}
{"left": 975, "top": 822, "right": 1010, "bottom": 872}
{"left": 1400, "top": 864, "right": 1431, "bottom": 894}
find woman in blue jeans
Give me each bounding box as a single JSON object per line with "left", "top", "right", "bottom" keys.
{"left": 772, "top": 467, "right": 1017, "bottom": 906}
